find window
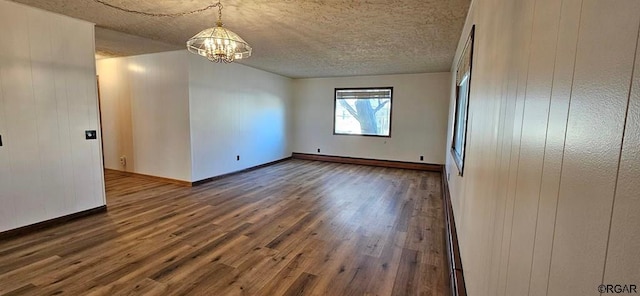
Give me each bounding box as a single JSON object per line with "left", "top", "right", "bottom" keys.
{"left": 451, "top": 25, "right": 475, "bottom": 175}
{"left": 334, "top": 87, "right": 393, "bottom": 137}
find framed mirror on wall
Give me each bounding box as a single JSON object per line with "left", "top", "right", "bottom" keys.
{"left": 451, "top": 25, "right": 475, "bottom": 176}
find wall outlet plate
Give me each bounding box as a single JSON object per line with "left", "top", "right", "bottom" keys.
{"left": 85, "top": 130, "right": 97, "bottom": 140}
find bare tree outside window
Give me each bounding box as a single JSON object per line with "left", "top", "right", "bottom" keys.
{"left": 334, "top": 88, "right": 393, "bottom": 137}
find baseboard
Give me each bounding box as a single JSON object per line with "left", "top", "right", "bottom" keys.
{"left": 0, "top": 205, "right": 107, "bottom": 240}
{"left": 291, "top": 153, "right": 443, "bottom": 172}
{"left": 441, "top": 166, "right": 467, "bottom": 296}
{"left": 191, "top": 157, "right": 292, "bottom": 186}
{"left": 105, "top": 169, "right": 192, "bottom": 187}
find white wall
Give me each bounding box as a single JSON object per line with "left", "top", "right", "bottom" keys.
{"left": 0, "top": 0, "right": 105, "bottom": 232}
{"left": 189, "top": 57, "right": 292, "bottom": 181}
{"left": 96, "top": 58, "right": 134, "bottom": 172}
{"left": 292, "top": 73, "right": 451, "bottom": 164}
{"left": 444, "top": 0, "right": 640, "bottom": 295}
{"left": 97, "top": 51, "right": 292, "bottom": 183}
{"left": 97, "top": 51, "right": 192, "bottom": 182}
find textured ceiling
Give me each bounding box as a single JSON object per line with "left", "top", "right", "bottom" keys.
{"left": 94, "top": 27, "right": 183, "bottom": 59}
{"left": 11, "top": 0, "right": 470, "bottom": 78}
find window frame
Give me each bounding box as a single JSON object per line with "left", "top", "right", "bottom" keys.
{"left": 451, "top": 25, "right": 475, "bottom": 176}
{"left": 333, "top": 87, "right": 394, "bottom": 138}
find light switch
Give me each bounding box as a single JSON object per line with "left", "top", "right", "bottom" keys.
{"left": 85, "top": 130, "right": 97, "bottom": 140}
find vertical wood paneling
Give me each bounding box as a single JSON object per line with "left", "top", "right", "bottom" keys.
{"left": 96, "top": 61, "right": 118, "bottom": 170}
{"left": 27, "top": 7, "right": 67, "bottom": 219}
{"left": 129, "top": 54, "right": 147, "bottom": 176}
{"left": 489, "top": 12, "right": 521, "bottom": 294}
{"left": 547, "top": 0, "right": 640, "bottom": 295}
{"left": 50, "top": 16, "right": 78, "bottom": 213}
{"left": 0, "top": 43, "right": 16, "bottom": 232}
{"left": 0, "top": 3, "right": 46, "bottom": 228}
{"left": 488, "top": 20, "right": 519, "bottom": 295}
{"left": 120, "top": 60, "right": 135, "bottom": 172}
{"left": 477, "top": 1, "right": 513, "bottom": 293}
{"left": 505, "top": 0, "right": 562, "bottom": 295}
{"left": 0, "top": 0, "right": 105, "bottom": 232}
{"left": 65, "top": 19, "right": 93, "bottom": 212}
{"left": 96, "top": 58, "right": 135, "bottom": 172}
{"left": 87, "top": 26, "right": 106, "bottom": 207}
{"left": 188, "top": 58, "right": 292, "bottom": 182}
{"left": 446, "top": 0, "right": 640, "bottom": 295}
{"left": 603, "top": 23, "right": 640, "bottom": 286}
{"left": 494, "top": 2, "right": 536, "bottom": 295}
{"left": 528, "top": 1, "right": 582, "bottom": 295}
{"left": 78, "top": 23, "right": 104, "bottom": 209}
{"left": 118, "top": 52, "right": 192, "bottom": 181}
{"left": 465, "top": 1, "right": 520, "bottom": 294}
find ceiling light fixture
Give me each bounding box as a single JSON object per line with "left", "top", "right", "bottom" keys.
{"left": 187, "top": 1, "right": 252, "bottom": 63}
{"left": 93, "top": 0, "right": 252, "bottom": 63}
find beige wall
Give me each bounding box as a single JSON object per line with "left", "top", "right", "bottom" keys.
{"left": 445, "top": 0, "right": 640, "bottom": 295}
{"left": 0, "top": 0, "right": 105, "bottom": 232}
{"left": 292, "top": 73, "right": 451, "bottom": 164}
{"left": 97, "top": 51, "right": 192, "bottom": 182}
{"left": 188, "top": 56, "right": 293, "bottom": 182}
{"left": 96, "top": 57, "right": 135, "bottom": 174}
{"left": 97, "top": 51, "right": 293, "bottom": 183}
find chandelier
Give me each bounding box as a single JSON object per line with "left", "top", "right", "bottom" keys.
{"left": 93, "top": 0, "right": 252, "bottom": 64}
{"left": 186, "top": 1, "right": 252, "bottom": 63}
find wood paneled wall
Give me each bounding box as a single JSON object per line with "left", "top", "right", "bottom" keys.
{"left": 445, "top": 0, "right": 640, "bottom": 295}
{"left": 96, "top": 51, "right": 193, "bottom": 182}
{"left": 0, "top": 0, "right": 105, "bottom": 233}
{"left": 96, "top": 51, "right": 292, "bottom": 183}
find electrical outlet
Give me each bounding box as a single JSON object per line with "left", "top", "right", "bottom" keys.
{"left": 120, "top": 156, "right": 126, "bottom": 166}
{"left": 420, "top": 156, "right": 424, "bottom": 161}
{"left": 317, "top": 148, "right": 321, "bottom": 153}
{"left": 237, "top": 155, "right": 240, "bottom": 161}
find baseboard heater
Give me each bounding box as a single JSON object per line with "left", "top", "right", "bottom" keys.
{"left": 441, "top": 167, "right": 467, "bottom": 296}
{"left": 291, "top": 152, "right": 442, "bottom": 172}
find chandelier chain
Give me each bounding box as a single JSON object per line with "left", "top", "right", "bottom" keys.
{"left": 92, "top": 0, "right": 223, "bottom": 18}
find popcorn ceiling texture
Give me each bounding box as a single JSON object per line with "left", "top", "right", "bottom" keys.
{"left": 11, "top": 0, "right": 470, "bottom": 78}
{"left": 95, "top": 27, "right": 183, "bottom": 58}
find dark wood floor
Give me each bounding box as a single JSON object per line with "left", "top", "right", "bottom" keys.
{"left": 0, "top": 159, "right": 448, "bottom": 295}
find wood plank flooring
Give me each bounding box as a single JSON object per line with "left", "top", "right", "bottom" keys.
{"left": 0, "top": 159, "right": 448, "bottom": 295}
